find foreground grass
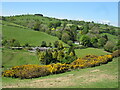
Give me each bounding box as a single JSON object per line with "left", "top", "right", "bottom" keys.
{"left": 75, "top": 48, "right": 110, "bottom": 58}
{"left": 2, "top": 55, "right": 118, "bottom": 88}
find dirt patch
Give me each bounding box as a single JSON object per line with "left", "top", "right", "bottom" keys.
{"left": 3, "top": 71, "right": 117, "bottom": 88}
{"left": 90, "top": 69, "right": 100, "bottom": 73}
{"left": 29, "top": 76, "right": 75, "bottom": 88}
{"left": 81, "top": 74, "right": 117, "bottom": 84}
{"left": 3, "top": 76, "right": 75, "bottom": 88}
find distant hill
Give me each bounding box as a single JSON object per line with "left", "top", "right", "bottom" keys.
{"left": 2, "top": 14, "right": 119, "bottom": 52}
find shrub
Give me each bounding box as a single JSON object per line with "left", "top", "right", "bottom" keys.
{"left": 71, "top": 54, "right": 112, "bottom": 69}
{"left": 112, "top": 49, "right": 120, "bottom": 58}
{"left": 2, "top": 65, "right": 50, "bottom": 79}
{"left": 104, "top": 41, "right": 114, "bottom": 52}
{"left": 2, "top": 64, "right": 70, "bottom": 79}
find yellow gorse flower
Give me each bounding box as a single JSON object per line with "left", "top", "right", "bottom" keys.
{"left": 2, "top": 54, "right": 113, "bottom": 79}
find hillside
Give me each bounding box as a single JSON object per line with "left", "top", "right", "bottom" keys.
{"left": 2, "top": 14, "right": 119, "bottom": 52}
{"left": 2, "top": 21, "right": 67, "bottom": 46}
{"left": 2, "top": 48, "right": 39, "bottom": 69}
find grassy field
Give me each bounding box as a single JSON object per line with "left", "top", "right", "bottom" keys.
{"left": 2, "top": 56, "right": 118, "bottom": 88}
{"left": 2, "top": 48, "right": 39, "bottom": 69}
{"left": 2, "top": 25, "right": 68, "bottom": 46}
{"left": 75, "top": 48, "right": 110, "bottom": 58}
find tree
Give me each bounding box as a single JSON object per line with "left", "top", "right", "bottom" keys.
{"left": 33, "top": 21, "right": 41, "bottom": 31}
{"left": 102, "top": 34, "right": 108, "bottom": 42}
{"left": 67, "top": 40, "right": 73, "bottom": 46}
{"left": 54, "top": 21, "right": 61, "bottom": 28}
{"left": 104, "top": 41, "right": 114, "bottom": 52}
{"left": 48, "top": 21, "right": 61, "bottom": 28}
{"left": 34, "top": 14, "right": 43, "bottom": 16}
{"left": 7, "top": 39, "right": 21, "bottom": 47}
{"left": 68, "top": 46, "right": 76, "bottom": 56}
{"left": 52, "top": 50, "right": 58, "bottom": 60}
{"left": 40, "top": 24, "right": 48, "bottom": 32}
{"left": 62, "top": 22, "right": 67, "bottom": 30}
{"left": 91, "top": 37, "right": 98, "bottom": 47}
{"left": 80, "top": 35, "right": 91, "bottom": 47}
{"left": 61, "top": 33, "right": 70, "bottom": 43}
{"left": 58, "top": 42, "right": 64, "bottom": 50}
{"left": 25, "top": 43, "right": 30, "bottom": 47}
{"left": 91, "top": 37, "right": 98, "bottom": 44}
{"left": 56, "top": 31, "right": 62, "bottom": 40}
{"left": 48, "top": 42, "right": 52, "bottom": 47}
{"left": 41, "top": 41, "right": 47, "bottom": 47}
{"left": 57, "top": 50, "right": 64, "bottom": 62}
{"left": 39, "top": 52, "right": 45, "bottom": 64}
{"left": 13, "top": 40, "right": 20, "bottom": 47}
{"left": 70, "top": 25, "right": 77, "bottom": 42}
{"left": 98, "top": 38, "right": 106, "bottom": 47}
{"left": 82, "top": 24, "right": 89, "bottom": 34}
{"left": 2, "top": 40, "right": 8, "bottom": 46}
{"left": 44, "top": 50, "right": 53, "bottom": 65}
{"left": 69, "top": 52, "right": 74, "bottom": 56}
{"left": 54, "top": 41, "right": 59, "bottom": 48}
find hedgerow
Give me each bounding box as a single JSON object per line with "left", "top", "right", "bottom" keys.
{"left": 2, "top": 54, "right": 113, "bottom": 79}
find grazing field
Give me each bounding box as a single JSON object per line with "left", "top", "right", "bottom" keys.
{"left": 75, "top": 48, "right": 110, "bottom": 58}
{"left": 2, "top": 56, "right": 118, "bottom": 88}
{"left": 2, "top": 25, "right": 67, "bottom": 46}
{"left": 2, "top": 48, "right": 39, "bottom": 69}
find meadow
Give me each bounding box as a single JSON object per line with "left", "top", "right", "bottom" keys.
{"left": 2, "top": 25, "right": 67, "bottom": 46}
{"left": 2, "top": 48, "right": 39, "bottom": 69}
{"left": 75, "top": 48, "right": 111, "bottom": 58}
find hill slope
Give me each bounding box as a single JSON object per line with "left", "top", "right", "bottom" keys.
{"left": 2, "top": 48, "right": 39, "bottom": 69}
{"left": 2, "top": 24, "right": 67, "bottom": 46}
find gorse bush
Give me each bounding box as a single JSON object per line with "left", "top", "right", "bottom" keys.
{"left": 2, "top": 65, "right": 50, "bottom": 79}
{"left": 2, "top": 54, "right": 113, "bottom": 79}
{"left": 2, "top": 64, "right": 70, "bottom": 79}
{"left": 71, "top": 54, "right": 112, "bottom": 69}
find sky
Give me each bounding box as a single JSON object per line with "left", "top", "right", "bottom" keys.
{"left": 2, "top": 2, "right": 118, "bottom": 26}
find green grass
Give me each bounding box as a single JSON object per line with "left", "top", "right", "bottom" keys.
{"left": 2, "top": 56, "right": 119, "bottom": 88}
{"left": 1, "top": 20, "right": 29, "bottom": 29}
{"left": 2, "top": 48, "right": 39, "bottom": 69}
{"left": 75, "top": 48, "right": 110, "bottom": 58}
{"left": 2, "top": 25, "right": 67, "bottom": 46}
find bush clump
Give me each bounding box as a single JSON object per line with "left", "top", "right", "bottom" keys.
{"left": 2, "top": 64, "right": 70, "bottom": 79}
{"left": 70, "top": 54, "right": 113, "bottom": 69}
{"left": 112, "top": 49, "right": 120, "bottom": 58}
